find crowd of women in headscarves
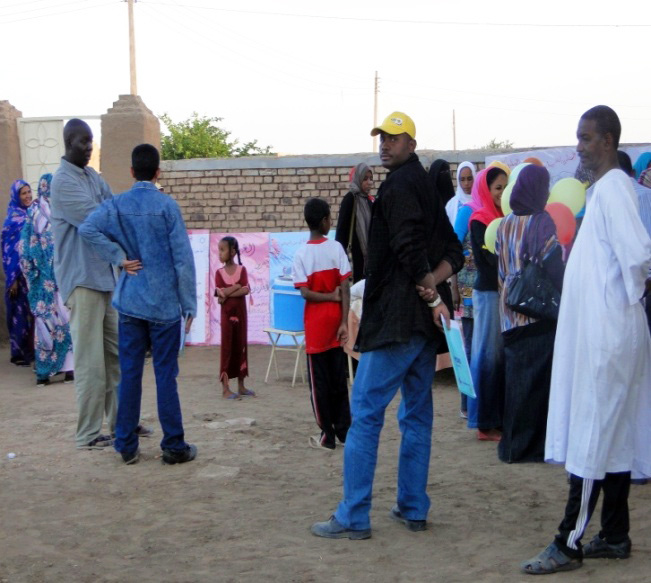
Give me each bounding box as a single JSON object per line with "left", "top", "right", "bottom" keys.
{"left": 440, "top": 151, "right": 650, "bottom": 465}
{"left": 2, "top": 174, "right": 73, "bottom": 386}
{"left": 336, "top": 150, "right": 649, "bottom": 467}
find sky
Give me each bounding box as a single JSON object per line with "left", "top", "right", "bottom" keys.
{"left": 1, "top": 0, "right": 650, "bottom": 155}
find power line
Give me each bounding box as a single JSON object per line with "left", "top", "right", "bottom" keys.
{"left": 163, "top": 3, "right": 369, "bottom": 87}
{"left": 0, "top": 0, "right": 93, "bottom": 17}
{"left": 0, "top": 0, "right": 60, "bottom": 10}
{"left": 381, "top": 89, "right": 651, "bottom": 122}
{"left": 141, "top": 1, "right": 651, "bottom": 28}
{"left": 380, "top": 77, "right": 651, "bottom": 110}
{"left": 0, "top": 1, "right": 115, "bottom": 24}
{"left": 139, "top": 2, "right": 368, "bottom": 96}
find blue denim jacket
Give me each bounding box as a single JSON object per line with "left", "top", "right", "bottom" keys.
{"left": 79, "top": 181, "right": 196, "bottom": 323}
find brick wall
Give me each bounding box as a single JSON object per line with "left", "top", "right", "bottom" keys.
{"left": 159, "top": 150, "right": 491, "bottom": 232}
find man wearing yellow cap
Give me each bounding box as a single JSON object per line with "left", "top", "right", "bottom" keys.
{"left": 311, "top": 112, "right": 464, "bottom": 539}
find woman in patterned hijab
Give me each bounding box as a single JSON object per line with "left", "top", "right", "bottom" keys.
{"left": 2, "top": 179, "right": 34, "bottom": 365}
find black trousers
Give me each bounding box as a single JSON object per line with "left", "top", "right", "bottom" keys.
{"left": 555, "top": 472, "right": 631, "bottom": 558}
{"left": 499, "top": 321, "right": 555, "bottom": 463}
{"left": 306, "top": 347, "right": 351, "bottom": 448}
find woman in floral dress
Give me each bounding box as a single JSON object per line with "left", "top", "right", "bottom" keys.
{"left": 20, "top": 174, "right": 74, "bottom": 386}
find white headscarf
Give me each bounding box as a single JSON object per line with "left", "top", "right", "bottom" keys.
{"left": 445, "top": 161, "right": 477, "bottom": 229}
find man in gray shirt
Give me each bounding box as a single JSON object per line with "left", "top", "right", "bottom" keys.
{"left": 50, "top": 119, "right": 141, "bottom": 449}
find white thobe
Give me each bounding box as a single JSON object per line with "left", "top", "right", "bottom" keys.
{"left": 545, "top": 169, "right": 651, "bottom": 480}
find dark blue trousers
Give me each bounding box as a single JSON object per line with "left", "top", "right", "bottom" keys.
{"left": 114, "top": 314, "right": 187, "bottom": 454}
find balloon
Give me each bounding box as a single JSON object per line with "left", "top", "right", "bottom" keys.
{"left": 484, "top": 217, "right": 503, "bottom": 253}
{"left": 524, "top": 157, "right": 544, "bottom": 166}
{"left": 546, "top": 202, "right": 576, "bottom": 245}
{"left": 500, "top": 181, "right": 515, "bottom": 215}
{"left": 488, "top": 160, "right": 511, "bottom": 176}
{"left": 508, "top": 162, "right": 531, "bottom": 185}
{"left": 548, "top": 178, "right": 586, "bottom": 216}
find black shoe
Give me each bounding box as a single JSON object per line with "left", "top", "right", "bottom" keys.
{"left": 162, "top": 444, "right": 197, "bottom": 465}
{"left": 583, "top": 535, "right": 631, "bottom": 559}
{"left": 78, "top": 434, "right": 114, "bottom": 450}
{"left": 64, "top": 371, "right": 74, "bottom": 383}
{"left": 389, "top": 505, "right": 427, "bottom": 532}
{"left": 36, "top": 377, "right": 50, "bottom": 387}
{"left": 121, "top": 449, "right": 140, "bottom": 465}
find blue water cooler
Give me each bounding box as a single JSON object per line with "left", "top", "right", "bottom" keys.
{"left": 271, "top": 277, "right": 305, "bottom": 331}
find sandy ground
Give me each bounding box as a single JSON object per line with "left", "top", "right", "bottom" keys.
{"left": 0, "top": 344, "right": 649, "bottom": 583}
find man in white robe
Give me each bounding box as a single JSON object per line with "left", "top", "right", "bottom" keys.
{"left": 522, "top": 106, "right": 651, "bottom": 575}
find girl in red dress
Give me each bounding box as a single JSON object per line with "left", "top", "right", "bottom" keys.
{"left": 214, "top": 236, "right": 254, "bottom": 399}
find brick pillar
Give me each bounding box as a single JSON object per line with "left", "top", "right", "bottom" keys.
{"left": 100, "top": 95, "right": 160, "bottom": 193}
{"left": 0, "top": 100, "right": 23, "bottom": 342}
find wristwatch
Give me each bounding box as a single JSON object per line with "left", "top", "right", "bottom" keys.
{"left": 427, "top": 296, "right": 442, "bottom": 308}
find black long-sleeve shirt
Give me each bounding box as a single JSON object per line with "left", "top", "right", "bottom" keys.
{"left": 356, "top": 154, "right": 464, "bottom": 352}
{"left": 470, "top": 221, "right": 499, "bottom": 291}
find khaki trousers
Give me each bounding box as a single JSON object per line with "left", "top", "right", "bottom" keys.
{"left": 67, "top": 287, "right": 119, "bottom": 446}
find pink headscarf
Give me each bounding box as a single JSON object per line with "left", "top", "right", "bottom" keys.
{"left": 468, "top": 167, "right": 504, "bottom": 228}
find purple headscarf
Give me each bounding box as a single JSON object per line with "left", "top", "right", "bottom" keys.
{"left": 510, "top": 165, "right": 557, "bottom": 263}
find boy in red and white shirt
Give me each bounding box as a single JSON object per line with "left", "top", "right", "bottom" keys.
{"left": 293, "top": 198, "right": 351, "bottom": 450}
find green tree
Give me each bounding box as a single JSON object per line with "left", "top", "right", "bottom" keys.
{"left": 482, "top": 138, "right": 514, "bottom": 150}
{"left": 160, "top": 112, "right": 273, "bottom": 160}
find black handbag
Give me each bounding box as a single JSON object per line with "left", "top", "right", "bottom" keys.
{"left": 505, "top": 260, "right": 560, "bottom": 320}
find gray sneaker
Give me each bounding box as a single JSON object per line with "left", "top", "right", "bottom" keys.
{"left": 310, "top": 516, "right": 371, "bottom": 540}
{"left": 389, "top": 505, "right": 427, "bottom": 532}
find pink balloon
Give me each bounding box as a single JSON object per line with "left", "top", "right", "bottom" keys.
{"left": 545, "top": 202, "right": 576, "bottom": 245}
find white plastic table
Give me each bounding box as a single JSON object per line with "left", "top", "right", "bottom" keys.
{"left": 263, "top": 327, "right": 306, "bottom": 387}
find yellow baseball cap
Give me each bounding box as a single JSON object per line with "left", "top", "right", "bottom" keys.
{"left": 371, "top": 111, "right": 416, "bottom": 139}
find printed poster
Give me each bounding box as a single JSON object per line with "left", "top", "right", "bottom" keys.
{"left": 185, "top": 230, "right": 210, "bottom": 345}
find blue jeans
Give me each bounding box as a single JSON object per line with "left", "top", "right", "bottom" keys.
{"left": 467, "top": 290, "right": 504, "bottom": 430}
{"left": 334, "top": 335, "right": 438, "bottom": 531}
{"left": 114, "top": 314, "right": 187, "bottom": 454}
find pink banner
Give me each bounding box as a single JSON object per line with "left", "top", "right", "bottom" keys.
{"left": 186, "top": 230, "right": 211, "bottom": 345}
{"left": 209, "top": 233, "right": 270, "bottom": 345}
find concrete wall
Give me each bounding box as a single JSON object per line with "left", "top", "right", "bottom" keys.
{"left": 0, "top": 101, "right": 23, "bottom": 342}
{"left": 159, "top": 150, "right": 492, "bottom": 231}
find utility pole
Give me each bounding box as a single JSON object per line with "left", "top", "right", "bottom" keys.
{"left": 127, "top": 0, "right": 138, "bottom": 95}
{"left": 452, "top": 109, "right": 457, "bottom": 151}
{"left": 373, "top": 71, "right": 379, "bottom": 152}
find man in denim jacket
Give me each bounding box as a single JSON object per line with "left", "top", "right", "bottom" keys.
{"left": 79, "top": 144, "right": 197, "bottom": 465}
